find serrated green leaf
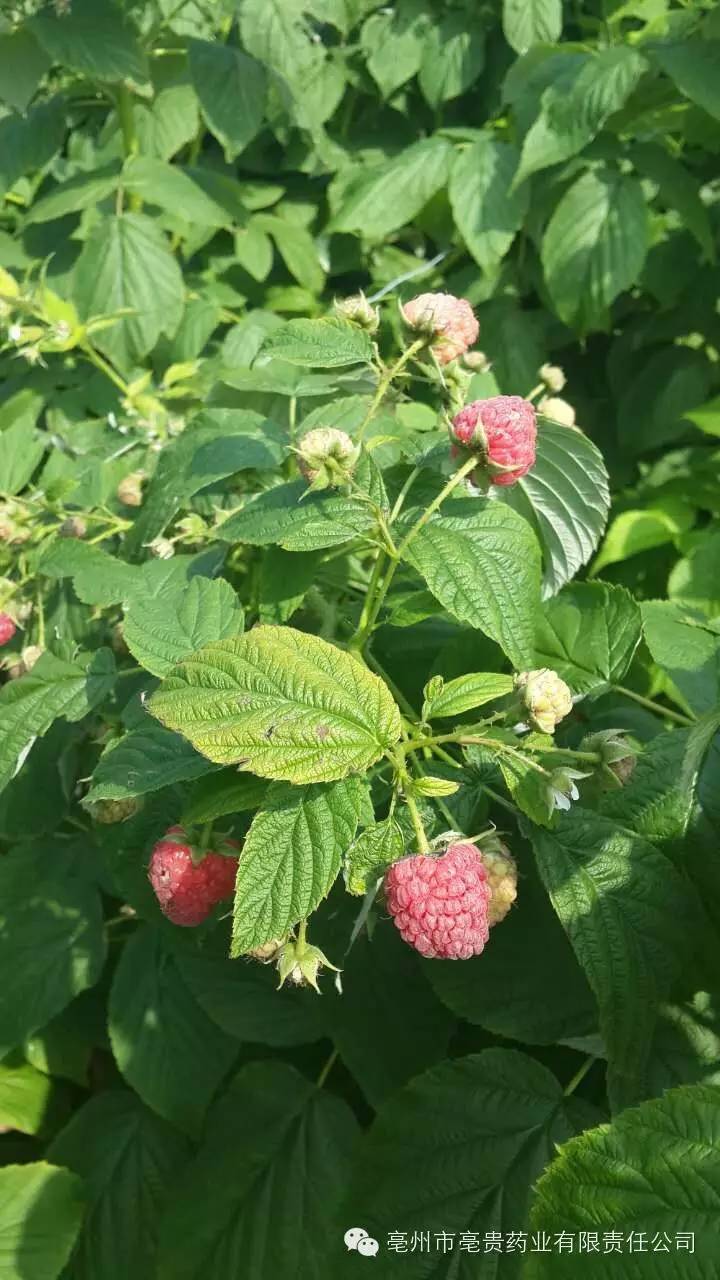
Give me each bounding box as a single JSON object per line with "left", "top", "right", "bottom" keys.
{"left": 0, "top": 418, "right": 46, "bottom": 494}
{"left": 188, "top": 38, "right": 266, "bottom": 160}
{"left": 526, "top": 808, "right": 699, "bottom": 1090}
{"left": 231, "top": 777, "right": 363, "bottom": 953}
{"left": 123, "top": 574, "right": 244, "bottom": 678}
{"left": 403, "top": 500, "right": 542, "bottom": 667}
{"left": 0, "top": 1163, "right": 84, "bottom": 1280}
{"left": 86, "top": 724, "right": 218, "bottom": 803}
{"left": 527, "top": 1084, "right": 720, "bottom": 1277}
{"left": 361, "top": 0, "right": 428, "bottom": 98}
{"left": 259, "top": 317, "right": 372, "bottom": 367}
{"left": 158, "top": 1062, "right": 358, "bottom": 1280}
{"left": 344, "top": 817, "right": 404, "bottom": 894}
{"left": 337, "top": 1049, "right": 594, "bottom": 1278}
{"left": 600, "top": 729, "right": 693, "bottom": 843}
{"left": 503, "top": 0, "right": 562, "bottom": 53}
{"left": 38, "top": 540, "right": 139, "bottom": 606}
{"left": 534, "top": 581, "right": 642, "bottom": 695}
{"left": 0, "top": 1058, "right": 55, "bottom": 1136}
{"left": 180, "top": 771, "right": 268, "bottom": 825}
{"left": 48, "top": 1092, "right": 190, "bottom": 1280}
{"left": 218, "top": 479, "right": 375, "bottom": 551}
{"left": 450, "top": 136, "right": 527, "bottom": 273}
{"left": 669, "top": 528, "right": 720, "bottom": 616}
{"left": 642, "top": 600, "right": 720, "bottom": 714}
{"left": 418, "top": 11, "right": 485, "bottom": 107}
{"left": 150, "top": 625, "right": 401, "bottom": 784}
{"left": 255, "top": 214, "right": 325, "bottom": 294}
{"left": 108, "top": 927, "right": 238, "bottom": 1137}
{"left": 30, "top": 0, "right": 148, "bottom": 84}
{"left": 680, "top": 709, "right": 720, "bottom": 798}
{"left": 0, "top": 649, "right": 115, "bottom": 796}
{"left": 122, "top": 155, "right": 241, "bottom": 227}
{"left": 176, "top": 947, "right": 326, "bottom": 1045}
{"left": 332, "top": 135, "right": 453, "bottom": 240}
{"left": 422, "top": 671, "right": 514, "bottom": 721}
{"left": 26, "top": 162, "right": 122, "bottom": 224}
{"left": 542, "top": 170, "right": 648, "bottom": 332}
{"left": 652, "top": 38, "right": 720, "bottom": 123}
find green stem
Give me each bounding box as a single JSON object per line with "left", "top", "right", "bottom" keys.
{"left": 81, "top": 343, "right": 130, "bottom": 397}
{"left": 390, "top": 464, "right": 422, "bottom": 522}
{"left": 564, "top": 1055, "right": 596, "bottom": 1097}
{"left": 404, "top": 786, "right": 430, "bottom": 853}
{"left": 198, "top": 821, "right": 213, "bottom": 851}
{"left": 357, "top": 339, "right": 426, "bottom": 442}
{"left": 523, "top": 744, "right": 602, "bottom": 764}
{"left": 612, "top": 685, "right": 694, "bottom": 727}
{"left": 117, "top": 86, "right": 142, "bottom": 212}
{"left": 348, "top": 551, "right": 388, "bottom": 651}
{"left": 479, "top": 783, "right": 521, "bottom": 817}
{"left": 316, "top": 1046, "right": 339, "bottom": 1089}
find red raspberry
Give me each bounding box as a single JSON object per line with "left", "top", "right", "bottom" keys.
{"left": 0, "top": 613, "right": 16, "bottom": 646}
{"left": 451, "top": 396, "right": 537, "bottom": 486}
{"left": 401, "top": 292, "right": 479, "bottom": 365}
{"left": 384, "top": 842, "right": 491, "bottom": 960}
{"left": 148, "top": 826, "right": 239, "bottom": 927}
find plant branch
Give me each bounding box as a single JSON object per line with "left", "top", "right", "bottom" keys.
{"left": 612, "top": 684, "right": 695, "bottom": 727}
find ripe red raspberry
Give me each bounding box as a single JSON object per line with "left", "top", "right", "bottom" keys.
{"left": 451, "top": 396, "right": 537, "bottom": 486}
{"left": 385, "top": 842, "right": 491, "bottom": 960}
{"left": 148, "top": 826, "right": 239, "bottom": 927}
{"left": 401, "top": 292, "right": 479, "bottom": 365}
{"left": 0, "top": 612, "right": 16, "bottom": 646}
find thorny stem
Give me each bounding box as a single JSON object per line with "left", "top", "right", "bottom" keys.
{"left": 612, "top": 684, "right": 695, "bottom": 727}
{"left": 357, "top": 339, "right": 426, "bottom": 442}
{"left": 563, "top": 1055, "right": 597, "bottom": 1097}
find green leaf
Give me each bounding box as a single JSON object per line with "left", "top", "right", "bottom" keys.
{"left": 0, "top": 1163, "right": 84, "bottom": 1280}
{"left": 601, "top": 729, "right": 695, "bottom": 844}
{"left": 422, "top": 671, "right": 514, "bottom": 721}
{"left": 527, "top": 1084, "right": 720, "bottom": 1276}
{"left": 188, "top": 38, "right": 266, "bottom": 160}
{"left": 30, "top": 0, "right": 148, "bottom": 85}
{"left": 403, "top": 500, "right": 542, "bottom": 667}
{"left": 0, "top": 649, "right": 115, "bottom": 797}
{"left": 592, "top": 497, "right": 694, "bottom": 574}
{"left": 542, "top": 170, "right": 648, "bottom": 332}
{"left": 258, "top": 547, "right": 321, "bottom": 623}
{"left": 618, "top": 992, "right": 720, "bottom": 1110}
{"left": 683, "top": 394, "right": 720, "bottom": 438}
{"left": 516, "top": 47, "right": 646, "bottom": 185}
{"left": 502, "top": 420, "right": 610, "bottom": 595}
{"left": 176, "top": 947, "right": 326, "bottom": 1045}
{"left": 632, "top": 141, "right": 715, "bottom": 263}
{"left": 450, "top": 136, "right": 528, "bottom": 273}
{"left": 344, "top": 817, "right": 404, "bottom": 895}
{"left": 231, "top": 777, "right": 364, "bottom": 954}
{"left": 332, "top": 136, "right": 453, "bottom": 240}
{"left": 418, "top": 11, "right": 485, "bottom": 107}
{"left": 86, "top": 724, "right": 218, "bottom": 803}
{"left": 526, "top": 807, "right": 699, "bottom": 1088}
{"left": 0, "top": 99, "right": 65, "bottom": 199}
{"left": 125, "top": 409, "right": 286, "bottom": 555}
{"left": 0, "top": 847, "right": 106, "bottom": 1058}
{"left": 0, "top": 28, "right": 51, "bottom": 113}
{"left": 680, "top": 709, "right": 720, "bottom": 798}
{"left": 108, "top": 927, "right": 238, "bottom": 1137}
{"left": 239, "top": 0, "right": 338, "bottom": 129}
{"left": 38, "top": 540, "right": 138, "bottom": 606}
{"left": 260, "top": 317, "right": 372, "bottom": 367}
{"left": 217, "top": 480, "right": 375, "bottom": 552}
{"left": 73, "top": 212, "right": 184, "bottom": 369}
{"left": 652, "top": 38, "right": 720, "bottom": 123}
{"left": 0, "top": 1058, "right": 55, "bottom": 1136}
{"left": 669, "top": 529, "right": 720, "bottom": 617}
{"left": 150, "top": 625, "right": 402, "bottom": 784}
{"left": 122, "top": 156, "right": 241, "bottom": 227}
{"left": 158, "top": 1062, "right": 359, "bottom": 1280}
{"left": 534, "top": 582, "right": 642, "bottom": 695}
{"left": 48, "top": 1092, "right": 189, "bottom": 1280}
{"left": 0, "top": 417, "right": 46, "bottom": 494}
{"left": 503, "top": 0, "right": 562, "bottom": 53}
{"left": 361, "top": 0, "right": 428, "bottom": 98}
{"left": 338, "top": 1049, "right": 593, "bottom": 1276}
{"left": 27, "top": 162, "right": 122, "bottom": 224}
{"left": 123, "top": 574, "right": 244, "bottom": 678}
{"left": 642, "top": 600, "right": 720, "bottom": 714}
{"left": 255, "top": 214, "right": 325, "bottom": 293}
{"left": 180, "top": 771, "right": 268, "bottom": 826}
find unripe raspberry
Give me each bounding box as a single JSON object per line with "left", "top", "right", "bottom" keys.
{"left": 516, "top": 668, "right": 573, "bottom": 735}
{"left": 248, "top": 940, "right": 284, "bottom": 963}
{"left": 0, "top": 612, "right": 16, "bottom": 646}
{"left": 297, "top": 427, "right": 359, "bottom": 489}
{"left": 540, "top": 363, "right": 566, "bottom": 393}
{"left": 148, "top": 536, "right": 175, "bottom": 559}
{"left": 20, "top": 644, "right": 44, "bottom": 672}
{"left": 117, "top": 471, "right": 145, "bottom": 507}
{"left": 463, "top": 350, "right": 491, "bottom": 373}
{"left": 88, "top": 796, "right": 142, "bottom": 824}
{"left": 477, "top": 842, "right": 517, "bottom": 927}
{"left": 148, "top": 826, "right": 239, "bottom": 927}
{"left": 450, "top": 396, "right": 537, "bottom": 486}
{"left": 333, "top": 292, "right": 379, "bottom": 333}
{"left": 59, "top": 516, "right": 87, "bottom": 539}
{"left": 385, "top": 842, "right": 491, "bottom": 960}
{"left": 539, "top": 395, "right": 576, "bottom": 428}
{"left": 401, "top": 292, "right": 479, "bottom": 366}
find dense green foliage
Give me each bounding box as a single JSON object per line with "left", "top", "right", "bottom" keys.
{"left": 1, "top": 0, "right": 720, "bottom": 1276}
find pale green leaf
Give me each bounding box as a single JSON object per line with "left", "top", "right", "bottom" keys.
{"left": 123, "top": 574, "right": 244, "bottom": 678}
{"left": 38, "top": 540, "right": 139, "bottom": 606}
{"left": 0, "top": 418, "right": 46, "bottom": 495}
{"left": 0, "top": 1059, "right": 54, "bottom": 1136}
{"left": 122, "top": 155, "right": 241, "bottom": 227}
{"left": 188, "top": 38, "right": 266, "bottom": 160}
{"left": 450, "top": 136, "right": 528, "bottom": 272}
{"left": 344, "top": 817, "right": 404, "bottom": 895}
{"left": 332, "top": 136, "right": 453, "bottom": 240}
{"left": 259, "top": 317, "right": 372, "bottom": 367}
{"left": 503, "top": 0, "right": 562, "bottom": 53}
{"left": 217, "top": 480, "right": 375, "bottom": 552}
{"left": 592, "top": 497, "right": 694, "bottom": 574}
{"left": 0, "top": 1163, "right": 84, "bottom": 1280}
{"left": 422, "top": 671, "right": 514, "bottom": 720}
{"left": 27, "top": 163, "right": 122, "bottom": 224}
{"left": 418, "top": 11, "right": 485, "bottom": 107}
{"left": 361, "top": 0, "right": 428, "bottom": 98}
{"left": 642, "top": 600, "right": 720, "bottom": 713}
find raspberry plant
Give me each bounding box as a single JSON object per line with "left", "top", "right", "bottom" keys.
{"left": 1, "top": 1, "right": 720, "bottom": 1277}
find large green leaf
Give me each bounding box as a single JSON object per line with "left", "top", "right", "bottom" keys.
{"left": 0, "top": 99, "right": 64, "bottom": 198}
{"left": 217, "top": 480, "right": 375, "bottom": 551}
{"left": 418, "top": 11, "right": 485, "bottom": 107}
{"left": 527, "top": 1084, "right": 720, "bottom": 1276}
{"left": 123, "top": 574, "right": 244, "bottom": 678}
{"left": 122, "top": 155, "right": 242, "bottom": 227}
{"left": 542, "top": 170, "right": 648, "bottom": 332}
{"left": 0, "top": 649, "right": 115, "bottom": 797}
{"left": 0, "top": 1058, "right": 56, "bottom": 1136}
{"left": 652, "top": 38, "right": 720, "bottom": 123}
{"left": 260, "top": 317, "right": 372, "bottom": 367}
{"left": 0, "top": 847, "right": 106, "bottom": 1058}
{"left": 48, "top": 1092, "right": 190, "bottom": 1280}
{"left": 0, "top": 1163, "right": 84, "bottom": 1280}
{"left": 73, "top": 213, "right": 184, "bottom": 368}
{"left": 188, "top": 38, "right": 266, "bottom": 160}
{"left": 502, "top": 420, "right": 610, "bottom": 595}
{"left": 0, "top": 417, "right": 46, "bottom": 494}
{"left": 176, "top": 946, "right": 326, "bottom": 1046}
{"left": 642, "top": 600, "right": 720, "bottom": 714}
{"left": 0, "top": 27, "right": 51, "bottom": 113}
{"left": 38, "top": 540, "right": 139, "bottom": 606}
{"left": 361, "top": 0, "right": 428, "bottom": 98}
{"left": 108, "top": 927, "right": 238, "bottom": 1137}
{"left": 534, "top": 582, "right": 642, "bottom": 695}
{"left": 337, "top": 1050, "right": 595, "bottom": 1278}
{"left": 157, "top": 1062, "right": 359, "bottom": 1279}
{"left": 27, "top": 162, "right": 122, "bottom": 224}
{"left": 332, "top": 136, "right": 453, "bottom": 240}
{"left": 30, "top": 0, "right": 148, "bottom": 84}
{"left": 403, "top": 500, "right": 542, "bottom": 667}
{"left": 149, "top": 626, "right": 402, "bottom": 784}
{"left": 231, "top": 777, "right": 364, "bottom": 954}
{"left": 526, "top": 808, "right": 699, "bottom": 1091}
{"left": 450, "top": 136, "right": 528, "bottom": 272}
{"left": 502, "top": 0, "right": 562, "bottom": 53}
{"left": 600, "top": 730, "right": 694, "bottom": 844}
{"left": 86, "top": 724, "right": 218, "bottom": 804}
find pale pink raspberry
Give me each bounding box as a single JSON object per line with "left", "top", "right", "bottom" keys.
{"left": 401, "top": 292, "right": 479, "bottom": 365}
{"left": 384, "top": 842, "right": 491, "bottom": 960}
{"left": 451, "top": 395, "right": 537, "bottom": 486}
